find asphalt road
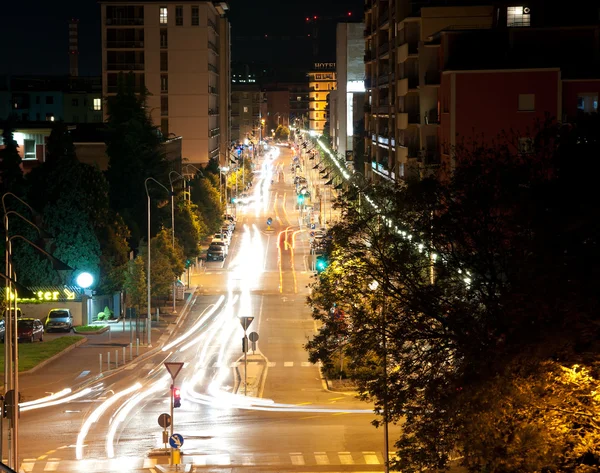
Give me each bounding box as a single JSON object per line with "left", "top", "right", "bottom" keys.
{"left": 12, "top": 145, "right": 400, "bottom": 473}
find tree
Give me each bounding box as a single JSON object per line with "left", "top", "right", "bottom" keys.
{"left": 305, "top": 117, "right": 600, "bottom": 472}
{"left": 191, "top": 174, "right": 223, "bottom": 235}
{"left": 174, "top": 201, "right": 206, "bottom": 259}
{"left": 105, "top": 72, "right": 169, "bottom": 245}
{"left": 0, "top": 117, "right": 24, "bottom": 194}
{"left": 123, "top": 256, "right": 146, "bottom": 312}
{"left": 274, "top": 124, "right": 290, "bottom": 141}
{"left": 144, "top": 228, "right": 184, "bottom": 304}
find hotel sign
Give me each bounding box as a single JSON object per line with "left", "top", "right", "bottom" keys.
{"left": 314, "top": 62, "right": 336, "bottom": 70}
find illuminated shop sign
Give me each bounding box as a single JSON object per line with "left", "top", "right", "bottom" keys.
{"left": 3, "top": 286, "right": 82, "bottom": 302}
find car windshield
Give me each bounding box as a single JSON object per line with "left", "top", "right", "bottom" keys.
{"left": 49, "top": 311, "right": 69, "bottom": 318}
{"left": 208, "top": 246, "right": 223, "bottom": 251}
{"left": 18, "top": 320, "right": 33, "bottom": 328}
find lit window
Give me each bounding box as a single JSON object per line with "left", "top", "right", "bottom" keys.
{"left": 160, "top": 6, "right": 168, "bottom": 24}
{"left": 93, "top": 98, "right": 102, "bottom": 111}
{"left": 297, "top": 96, "right": 301, "bottom": 101}
{"left": 577, "top": 94, "right": 598, "bottom": 113}
{"left": 243, "top": 106, "right": 248, "bottom": 113}
{"left": 518, "top": 93, "right": 535, "bottom": 111}
{"left": 507, "top": 6, "right": 530, "bottom": 27}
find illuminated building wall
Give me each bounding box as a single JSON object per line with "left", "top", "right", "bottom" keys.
{"left": 308, "top": 63, "right": 336, "bottom": 133}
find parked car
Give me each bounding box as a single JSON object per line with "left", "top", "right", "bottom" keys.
{"left": 4, "top": 308, "right": 23, "bottom": 319}
{"left": 210, "top": 240, "right": 228, "bottom": 256}
{"left": 45, "top": 308, "right": 74, "bottom": 332}
{"left": 0, "top": 319, "right": 5, "bottom": 343}
{"left": 214, "top": 232, "right": 230, "bottom": 245}
{"left": 17, "top": 318, "right": 44, "bottom": 342}
{"left": 207, "top": 244, "right": 226, "bottom": 261}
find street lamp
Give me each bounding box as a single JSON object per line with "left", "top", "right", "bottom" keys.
{"left": 368, "top": 280, "right": 390, "bottom": 473}
{"left": 182, "top": 164, "right": 205, "bottom": 205}
{"left": 169, "top": 171, "right": 185, "bottom": 314}
{"left": 144, "top": 177, "right": 171, "bottom": 347}
{"left": 76, "top": 272, "right": 94, "bottom": 289}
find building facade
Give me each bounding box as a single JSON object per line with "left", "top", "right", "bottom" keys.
{"left": 331, "top": 23, "right": 366, "bottom": 161}
{"left": 100, "top": 1, "right": 231, "bottom": 166}
{"left": 231, "top": 84, "right": 261, "bottom": 143}
{"left": 288, "top": 82, "right": 310, "bottom": 129}
{"left": 308, "top": 63, "right": 336, "bottom": 133}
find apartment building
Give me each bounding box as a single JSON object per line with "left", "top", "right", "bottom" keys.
{"left": 330, "top": 22, "right": 366, "bottom": 162}
{"left": 100, "top": 1, "right": 231, "bottom": 167}
{"left": 308, "top": 63, "right": 337, "bottom": 133}
{"left": 231, "top": 84, "right": 261, "bottom": 142}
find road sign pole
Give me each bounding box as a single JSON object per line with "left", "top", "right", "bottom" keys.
{"left": 244, "top": 339, "right": 248, "bottom": 396}
{"left": 170, "top": 384, "right": 174, "bottom": 464}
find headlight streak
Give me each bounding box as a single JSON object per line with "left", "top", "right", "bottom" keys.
{"left": 76, "top": 382, "right": 142, "bottom": 460}
{"left": 162, "top": 295, "right": 225, "bottom": 352}
{"left": 21, "top": 388, "right": 92, "bottom": 412}
{"left": 20, "top": 388, "right": 72, "bottom": 407}
{"left": 105, "top": 375, "right": 170, "bottom": 458}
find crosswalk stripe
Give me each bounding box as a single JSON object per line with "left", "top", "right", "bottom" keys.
{"left": 315, "top": 452, "right": 330, "bottom": 465}
{"left": 267, "top": 362, "right": 276, "bottom": 367}
{"left": 241, "top": 455, "right": 253, "bottom": 465}
{"left": 284, "top": 361, "right": 294, "bottom": 367}
{"left": 20, "top": 463, "right": 34, "bottom": 473}
{"left": 339, "top": 452, "right": 354, "bottom": 464}
{"left": 142, "top": 458, "right": 157, "bottom": 468}
{"left": 363, "top": 452, "right": 380, "bottom": 464}
{"left": 43, "top": 461, "right": 60, "bottom": 471}
{"left": 290, "top": 453, "right": 305, "bottom": 465}
{"left": 301, "top": 361, "right": 312, "bottom": 367}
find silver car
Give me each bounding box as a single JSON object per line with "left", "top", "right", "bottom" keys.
{"left": 45, "top": 308, "right": 73, "bottom": 332}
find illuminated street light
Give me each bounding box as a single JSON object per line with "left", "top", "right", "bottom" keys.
{"left": 76, "top": 272, "right": 94, "bottom": 289}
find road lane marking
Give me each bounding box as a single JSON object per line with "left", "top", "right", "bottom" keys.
{"left": 44, "top": 461, "right": 60, "bottom": 471}
{"left": 267, "top": 362, "right": 276, "bottom": 367}
{"left": 329, "top": 397, "right": 345, "bottom": 401}
{"left": 301, "top": 362, "right": 312, "bottom": 367}
{"left": 290, "top": 453, "right": 305, "bottom": 465}
{"left": 339, "top": 452, "right": 354, "bottom": 464}
{"left": 241, "top": 455, "right": 253, "bottom": 465}
{"left": 20, "top": 462, "right": 34, "bottom": 472}
{"left": 284, "top": 361, "right": 294, "bottom": 367}
{"left": 315, "top": 452, "right": 330, "bottom": 465}
{"left": 363, "top": 452, "right": 380, "bottom": 464}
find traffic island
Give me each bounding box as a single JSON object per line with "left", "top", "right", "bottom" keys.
{"left": 234, "top": 353, "right": 268, "bottom": 397}
{"left": 74, "top": 325, "right": 110, "bottom": 335}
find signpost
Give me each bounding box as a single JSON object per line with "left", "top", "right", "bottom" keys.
{"left": 239, "top": 317, "right": 254, "bottom": 395}
{"left": 266, "top": 217, "right": 273, "bottom": 231}
{"left": 157, "top": 413, "right": 171, "bottom": 449}
{"left": 249, "top": 331, "right": 259, "bottom": 353}
{"left": 164, "top": 362, "right": 184, "bottom": 465}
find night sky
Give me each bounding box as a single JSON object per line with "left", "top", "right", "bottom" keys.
{"left": 0, "top": 0, "right": 363, "bottom": 77}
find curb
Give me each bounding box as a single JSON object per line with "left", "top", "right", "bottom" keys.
{"left": 21, "top": 337, "right": 88, "bottom": 375}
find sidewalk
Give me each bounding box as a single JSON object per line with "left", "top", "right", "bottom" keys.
{"left": 16, "top": 288, "right": 197, "bottom": 401}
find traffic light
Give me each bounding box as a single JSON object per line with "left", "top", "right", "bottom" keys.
{"left": 316, "top": 255, "right": 328, "bottom": 273}
{"left": 173, "top": 386, "right": 181, "bottom": 408}
{"left": 185, "top": 259, "right": 191, "bottom": 269}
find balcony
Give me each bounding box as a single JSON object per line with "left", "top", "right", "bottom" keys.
{"left": 106, "top": 63, "right": 144, "bottom": 71}
{"left": 106, "top": 40, "right": 144, "bottom": 49}
{"left": 208, "top": 86, "right": 218, "bottom": 94}
{"left": 397, "top": 146, "right": 408, "bottom": 162}
{"left": 397, "top": 77, "right": 418, "bottom": 96}
{"left": 424, "top": 70, "right": 441, "bottom": 86}
{"left": 364, "top": 51, "right": 373, "bottom": 62}
{"left": 207, "top": 18, "right": 218, "bottom": 32}
{"left": 378, "top": 42, "right": 389, "bottom": 57}
{"left": 209, "top": 108, "right": 219, "bottom": 116}
{"left": 364, "top": 103, "right": 371, "bottom": 113}
{"left": 365, "top": 78, "right": 373, "bottom": 89}
{"left": 424, "top": 109, "right": 439, "bottom": 125}
{"left": 397, "top": 113, "right": 408, "bottom": 129}
{"left": 105, "top": 17, "right": 144, "bottom": 26}
{"left": 208, "top": 63, "right": 219, "bottom": 74}
{"left": 207, "top": 41, "right": 219, "bottom": 54}
{"left": 397, "top": 42, "right": 418, "bottom": 62}
{"left": 364, "top": 27, "right": 373, "bottom": 37}
{"left": 379, "top": 9, "right": 389, "bottom": 27}
{"left": 378, "top": 74, "right": 390, "bottom": 86}
{"left": 408, "top": 112, "right": 420, "bottom": 124}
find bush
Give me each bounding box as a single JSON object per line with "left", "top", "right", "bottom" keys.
{"left": 96, "top": 306, "right": 114, "bottom": 321}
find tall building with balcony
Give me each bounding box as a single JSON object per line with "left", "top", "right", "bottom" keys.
{"left": 364, "top": 0, "right": 494, "bottom": 182}
{"left": 308, "top": 63, "right": 336, "bottom": 133}
{"left": 100, "top": 1, "right": 231, "bottom": 167}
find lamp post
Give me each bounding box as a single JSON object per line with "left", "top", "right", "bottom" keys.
{"left": 182, "top": 164, "right": 205, "bottom": 205}
{"left": 169, "top": 171, "right": 184, "bottom": 314}
{"left": 144, "top": 177, "right": 171, "bottom": 347}
{"left": 369, "top": 280, "right": 389, "bottom": 473}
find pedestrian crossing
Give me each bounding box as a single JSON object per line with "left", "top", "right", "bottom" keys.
{"left": 223, "top": 361, "right": 319, "bottom": 368}
{"left": 18, "top": 451, "right": 389, "bottom": 472}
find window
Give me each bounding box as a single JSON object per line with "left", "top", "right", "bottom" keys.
{"left": 46, "top": 113, "right": 55, "bottom": 121}
{"left": 72, "top": 98, "right": 79, "bottom": 106}
{"left": 24, "top": 140, "right": 35, "bottom": 159}
{"left": 518, "top": 93, "right": 535, "bottom": 111}
{"left": 161, "top": 96, "right": 168, "bottom": 116}
{"left": 176, "top": 6, "right": 183, "bottom": 26}
{"left": 507, "top": 6, "right": 531, "bottom": 27}
{"left": 160, "top": 29, "right": 168, "bottom": 48}
{"left": 73, "top": 115, "right": 79, "bottom": 122}
{"left": 316, "top": 93, "right": 319, "bottom": 99}
{"left": 243, "top": 106, "right": 248, "bottom": 113}
{"left": 161, "top": 118, "right": 169, "bottom": 136}
{"left": 191, "top": 6, "right": 199, "bottom": 25}
{"left": 46, "top": 96, "right": 54, "bottom": 105}
{"left": 577, "top": 94, "right": 598, "bottom": 113}
{"left": 161, "top": 74, "right": 168, "bottom": 93}
{"left": 159, "top": 6, "right": 168, "bottom": 24}
{"left": 160, "top": 51, "right": 168, "bottom": 71}
{"left": 93, "top": 98, "right": 102, "bottom": 111}
{"left": 297, "top": 96, "right": 301, "bottom": 101}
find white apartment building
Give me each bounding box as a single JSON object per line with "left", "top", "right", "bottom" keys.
{"left": 100, "top": 1, "right": 231, "bottom": 166}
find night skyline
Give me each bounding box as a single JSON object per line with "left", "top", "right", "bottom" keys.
{"left": 0, "top": 0, "right": 363, "bottom": 77}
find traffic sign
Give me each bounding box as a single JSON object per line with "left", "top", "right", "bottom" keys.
{"left": 169, "top": 433, "right": 184, "bottom": 449}
{"left": 239, "top": 316, "right": 254, "bottom": 332}
{"left": 267, "top": 217, "right": 273, "bottom": 226}
{"left": 157, "top": 413, "right": 171, "bottom": 428}
{"left": 164, "top": 362, "right": 184, "bottom": 381}
{"left": 310, "top": 231, "right": 315, "bottom": 237}
{"left": 311, "top": 223, "right": 316, "bottom": 230}
{"left": 248, "top": 332, "right": 259, "bottom": 342}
